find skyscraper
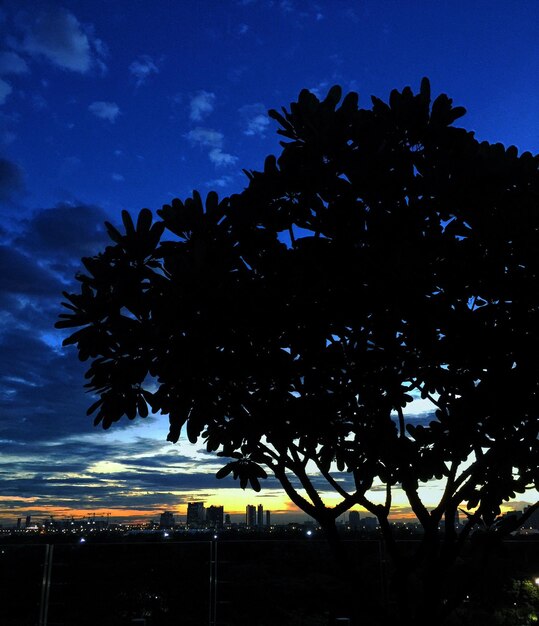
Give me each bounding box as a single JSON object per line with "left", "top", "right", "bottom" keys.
{"left": 266, "top": 510, "right": 271, "bottom": 527}
{"left": 159, "top": 511, "right": 175, "bottom": 528}
{"left": 257, "top": 504, "right": 264, "bottom": 527}
{"left": 186, "top": 502, "right": 206, "bottom": 528}
{"left": 206, "top": 505, "right": 224, "bottom": 529}
{"left": 246, "top": 505, "right": 256, "bottom": 528}
{"left": 349, "top": 510, "right": 360, "bottom": 530}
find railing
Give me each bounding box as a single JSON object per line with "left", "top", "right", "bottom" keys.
{"left": 0, "top": 539, "right": 537, "bottom": 625}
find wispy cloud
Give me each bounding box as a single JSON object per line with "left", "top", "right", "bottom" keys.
{"left": 189, "top": 90, "right": 215, "bottom": 122}
{"left": 17, "top": 8, "right": 105, "bottom": 73}
{"left": 205, "top": 175, "right": 234, "bottom": 188}
{"left": 239, "top": 103, "right": 269, "bottom": 137}
{"left": 88, "top": 101, "right": 120, "bottom": 122}
{"left": 129, "top": 55, "right": 159, "bottom": 87}
{"left": 209, "top": 148, "right": 238, "bottom": 167}
{"left": 0, "top": 51, "right": 29, "bottom": 75}
{"left": 307, "top": 80, "right": 330, "bottom": 99}
{"left": 185, "top": 127, "right": 238, "bottom": 167}
{"left": 185, "top": 127, "right": 223, "bottom": 148}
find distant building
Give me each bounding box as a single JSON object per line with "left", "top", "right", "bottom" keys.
{"left": 523, "top": 505, "right": 539, "bottom": 530}
{"left": 25, "top": 515, "right": 31, "bottom": 529}
{"left": 206, "top": 505, "right": 224, "bottom": 529}
{"left": 225, "top": 513, "right": 231, "bottom": 525}
{"left": 266, "top": 510, "right": 271, "bottom": 527}
{"left": 187, "top": 502, "right": 206, "bottom": 528}
{"left": 159, "top": 511, "right": 175, "bottom": 528}
{"left": 363, "top": 517, "right": 377, "bottom": 531}
{"left": 349, "top": 510, "right": 360, "bottom": 530}
{"left": 246, "top": 505, "right": 256, "bottom": 528}
{"left": 257, "top": 504, "right": 264, "bottom": 527}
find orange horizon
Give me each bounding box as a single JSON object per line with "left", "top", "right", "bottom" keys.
{"left": 0, "top": 499, "right": 526, "bottom": 526}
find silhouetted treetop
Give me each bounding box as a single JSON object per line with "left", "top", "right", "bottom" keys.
{"left": 58, "top": 78, "right": 538, "bottom": 528}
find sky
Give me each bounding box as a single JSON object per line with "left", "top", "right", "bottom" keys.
{"left": 1, "top": 0, "right": 539, "bottom": 526}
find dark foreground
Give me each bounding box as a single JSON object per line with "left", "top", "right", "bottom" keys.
{"left": 1, "top": 537, "right": 537, "bottom": 625}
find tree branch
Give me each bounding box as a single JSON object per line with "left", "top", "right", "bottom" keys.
{"left": 402, "top": 481, "right": 433, "bottom": 530}
{"left": 430, "top": 460, "right": 459, "bottom": 524}
{"left": 271, "top": 462, "right": 319, "bottom": 519}
{"left": 284, "top": 445, "right": 326, "bottom": 510}
{"left": 314, "top": 460, "right": 352, "bottom": 500}
{"left": 383, "top": 481, "right": 392, "bottom": 516}
{"left": 396, "top": 406, "right": 406, "bottom": 439}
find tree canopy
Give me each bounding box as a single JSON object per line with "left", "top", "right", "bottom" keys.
{"left": 57, "top": 77, "right": 538, "bottom": 623}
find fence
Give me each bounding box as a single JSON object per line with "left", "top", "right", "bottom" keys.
{"left": 0, "top": 539, "right": 537, "bottom": 625}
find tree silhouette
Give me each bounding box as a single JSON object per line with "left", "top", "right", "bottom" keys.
{"left": 57, "top": 79, "right": 538, "bottom": 625}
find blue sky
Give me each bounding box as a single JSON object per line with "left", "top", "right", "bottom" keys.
{"left": 1, "top": 0, "right": 539, "bottom": 525}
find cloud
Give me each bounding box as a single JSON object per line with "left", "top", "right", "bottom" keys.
{"left": 0, "top": 203, "right": 113, "bottom": 448}
{"left": 129, "top": 55, "right": 159, "bottom": 87}
{"left": 239, "top": 103, "right": 270, "bottom": 137}
{"left": 0, "top": 51, "right": 29, "bottom": 75}
{"left": 186, "top": 127, "right": 223, "bottom": 149}
{"left": 0, "top": 245, "right": 59, "bottom": 297}
{"left": 186, "top": 127, "right": 238, "bottom": 168}
{"left": 189, "top": 90, "right": 215, "bottom": 122}
{"left": 15, "top": 203, "right": 109, "bottom": 274}
{"left": 112, "top": 173, "right": 124, "bottom": 182}
{"left": 88, "top": 101, "right": 120, "bottom": 122}
{"left": 205, "top": 176, "right": 234, "bottom": 188}
{"left": 0, "top": 325, "right": 94, "bottom": 443}
{"left": 209, "top": 148, "right": 238, "bottom": 167}
{"left": 0, "top": 78, "right": 12, "bottom": 104}
{"left": 19, "top": 8, "right": 94, "bottom": 73}
{"left": 308, "top": 80, "right": 330, "bottom": 99}
{"left": 0, "top": 157, "right": 25, "bottom": 202}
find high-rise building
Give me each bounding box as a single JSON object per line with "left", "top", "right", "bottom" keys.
{"left": 257, "top": 504, "right": 264, "bottom": 527}
{"left": 206, "top": 505, "right": 224, "bottom": 529}
{"left": 524, "top": 505, "right": 539, "bottom": 530}
{"left": 349, "top": 510, "right": 360, "bottom": 530}
{"left": 246, "top": 505, "right": 256, "bottom": 528}
{"left": 187, "top": 502, "right": 206, "bottom": 527}
{"left": 25, "top": 515, "right": 31, "bottom": 528}
{"left": 159, "top": 511, "right": 175, "bottom": 528}
{"left": 266, "top": 510, "right": 271, "bottom": 527}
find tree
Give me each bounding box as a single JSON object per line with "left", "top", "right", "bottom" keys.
{"left": 57, "top": 78, "right": 538, "bottom": 625}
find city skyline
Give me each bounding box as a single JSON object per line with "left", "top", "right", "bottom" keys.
{"left": 2, "top": 1, "right": 539, "bottom": 526}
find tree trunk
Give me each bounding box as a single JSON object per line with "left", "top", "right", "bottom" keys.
{"left": 319, "top": 518, "right": 361, "bottom": 625}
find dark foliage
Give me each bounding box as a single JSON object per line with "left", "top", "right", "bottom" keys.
{"left": 58, "top": 79, "right": 538, "bottom": 624}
